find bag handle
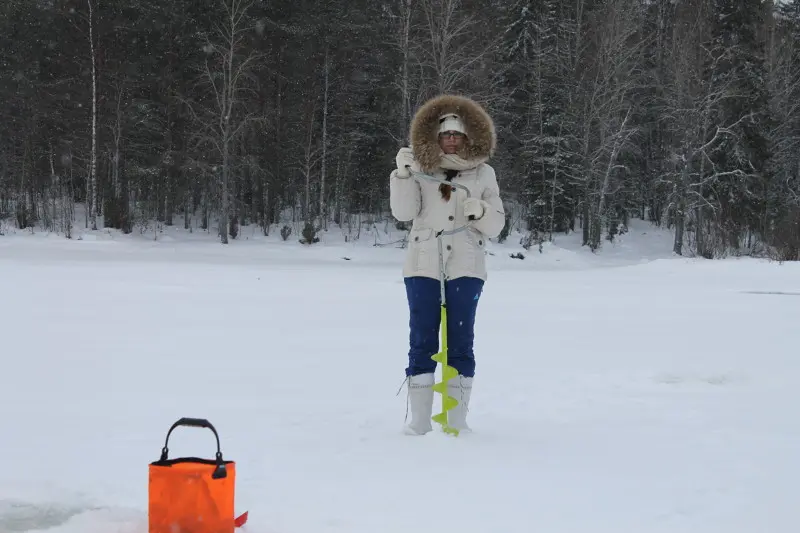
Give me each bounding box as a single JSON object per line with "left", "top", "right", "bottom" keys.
{"left": 159, "top": 417, "right": 228, "bottom": 479}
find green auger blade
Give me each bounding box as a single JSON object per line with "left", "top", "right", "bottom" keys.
{"left": 431, "top": 305, "right": 460, "bottom": 436}
{"left": 435, "top": 393, "right": 458, "bottom": 411}
{"left": 432, "top": 367, "right": 457, "bottom": 394}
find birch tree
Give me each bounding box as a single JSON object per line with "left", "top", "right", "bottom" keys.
{"left": 579, "top": 0, "right": 645, "bottom": 250}
{"left": 382, "top": 0, "right": 422, "bottom": 146}
{"left": 660, "top": 0, "right": 727, "bottom": 256}
{"left": 190, "top": 0, "right": 261, "bottom": 244}
{"left": 88, "top": 0, "right": 98, "bottom": 230}
{"left": 318, "top": 46, "right": 330, "bottom": 232}
{"left": 420, "top": 0, "right": 497, "bottom": 95}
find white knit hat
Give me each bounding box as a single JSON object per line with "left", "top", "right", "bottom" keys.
{"left": 438, "top": 113, "right": 466, "bottom": 134}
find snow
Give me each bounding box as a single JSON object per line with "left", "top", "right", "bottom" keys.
{"left": 1, "top": 218, "right": 799, "bottom": 533}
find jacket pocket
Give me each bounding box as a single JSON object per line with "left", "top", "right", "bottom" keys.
{"left": 466, "top": 228, "right": 487, "bottom": 276}
{"left": 408, "top": 228, "right": 436, "bottom": 273}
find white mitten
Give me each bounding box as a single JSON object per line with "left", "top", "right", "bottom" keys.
{"left": 463, "top": 198, "right": 486, "bottom": 220}
{"left": 395, "top": 147, "right": 416, "bottom": 178}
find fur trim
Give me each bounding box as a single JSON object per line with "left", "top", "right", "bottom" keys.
{"left": 409, "top": 94, "right": 496, "bottom": 173}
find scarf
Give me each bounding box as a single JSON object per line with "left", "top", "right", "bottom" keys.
{"left": 438, "top": 153, "right": 487, "bottom": 200}
{"left": 439, "top": 153, "right": 487, "bottom": 171}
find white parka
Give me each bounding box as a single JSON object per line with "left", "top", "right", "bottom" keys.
{"left": 390, "top": 95, "right": 506, "bottom": 282}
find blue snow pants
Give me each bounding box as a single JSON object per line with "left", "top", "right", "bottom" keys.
{"left": 404, "top": 276, "right": 485, "bottom": 378}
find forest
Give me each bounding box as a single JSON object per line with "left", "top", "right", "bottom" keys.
{"left": 0, "top": 0, "right": 798, "bottom": 258}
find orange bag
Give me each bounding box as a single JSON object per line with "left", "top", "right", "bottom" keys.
{"left": 148, "top": 418, "right": 248, "bottom": 533}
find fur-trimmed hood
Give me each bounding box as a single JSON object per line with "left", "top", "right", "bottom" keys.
{"left": 410, "top": 94, "right": 496, "bottom": 173}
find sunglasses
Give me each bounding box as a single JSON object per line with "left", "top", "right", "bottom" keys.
{"left": 439, "top": 131, "right": 465, "bottom": 139}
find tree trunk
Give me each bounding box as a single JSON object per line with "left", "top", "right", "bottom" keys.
{"left": 319, "top": 46, "right": 329, "bottom": 232}
{"left": 88, "top": 0, "right": 98, "bottom": 231}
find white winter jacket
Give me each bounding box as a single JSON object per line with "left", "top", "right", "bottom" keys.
{"left": 390, "top": 94, "right": 506, "bottom": 282}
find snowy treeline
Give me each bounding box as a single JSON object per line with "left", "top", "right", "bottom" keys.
{"left": 0, "top": 0, "right": 798, "bottom": 258}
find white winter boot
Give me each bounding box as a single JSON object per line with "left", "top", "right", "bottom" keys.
{"left": 447, "top": 375, "right": 473, "bottom": 432}
{"left": 403, "top": 373, "right": 435, "bottom": 435}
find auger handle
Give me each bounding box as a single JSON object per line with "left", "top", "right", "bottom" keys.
{"left": 405, "top": 166, "right": 477, "bottom": 226}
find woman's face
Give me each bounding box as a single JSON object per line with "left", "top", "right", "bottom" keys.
{"left": 439, "top": 131, "right": 465, "bottom": 154}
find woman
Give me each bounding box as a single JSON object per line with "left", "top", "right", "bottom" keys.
{"left": 390, "top": 94, "right": 505, "bottom": 435}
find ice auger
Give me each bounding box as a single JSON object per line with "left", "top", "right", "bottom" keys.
{"left": 407, "top": 167, "right": 475, "bottom": 436}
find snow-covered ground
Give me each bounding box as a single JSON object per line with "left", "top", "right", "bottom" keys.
{"left": 1, "top": 218, "right": 798, "bottom": 533}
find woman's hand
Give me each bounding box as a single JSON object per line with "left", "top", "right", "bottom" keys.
{"left": 395, "top": 147, "right": 416, "bottom": 178}
{"left": 463, "top": 198, "right": 487, "bottom": 220}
